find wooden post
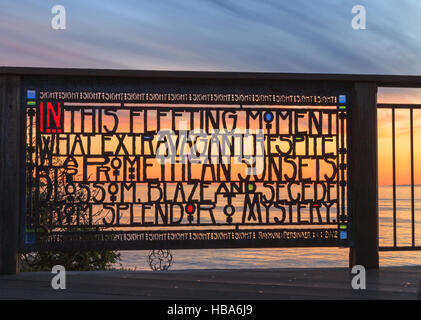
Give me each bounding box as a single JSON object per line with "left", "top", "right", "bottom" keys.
{"left": 0, "top": 76, "right": 21, "bottom": 274}
{"left": 349, "top": 82, "right": 379, "bottom": 269}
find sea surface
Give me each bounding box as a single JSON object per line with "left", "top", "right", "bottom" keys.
{"left": 116, "top": 185, "right": 421, "bottom": 270}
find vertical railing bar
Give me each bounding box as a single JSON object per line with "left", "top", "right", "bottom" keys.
{"left": 336, "top": 110, "right": 340, "bottom": 224}
{"left": 341, "top": 109, "right": 345, "bottom": 221}
{"left": 392, "top": 106, "right": 397, "bottom": 247}
{"left": 410, "top": 107, "right": 415, "bottom": 247}
{"left": 27, "top": 108, "right": 34, "bottom": 229}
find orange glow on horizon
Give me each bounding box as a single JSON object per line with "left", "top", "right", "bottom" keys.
{"left": 377, "top": 88, "right": 421, "bottom": 186}
{"left": 33, "top": 89, "right": 421, "bottom": 187}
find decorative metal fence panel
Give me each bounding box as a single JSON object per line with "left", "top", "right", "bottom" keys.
{"left": 21, "top": 76, "right": 350, "bottom": 251}
{"left": 377, "top": 103, "right": 421, "bottom": 251}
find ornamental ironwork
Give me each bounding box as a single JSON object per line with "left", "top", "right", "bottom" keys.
{"left": 21, "top": 78, "right": 350, "bottom": 251}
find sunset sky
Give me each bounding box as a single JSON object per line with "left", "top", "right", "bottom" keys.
{"left": 2, "top": 0, "right": 421, "bottom": 73}
{"left": 3, "top": 0, "right": 421, "bottom": 186}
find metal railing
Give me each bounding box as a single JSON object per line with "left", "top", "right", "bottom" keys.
{"left": 377, "top": 103, "right": 421, "bottom": 251}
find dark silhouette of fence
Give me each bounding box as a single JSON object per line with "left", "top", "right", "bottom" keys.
{"left": 1, "top": 67, "right": 421, "bottom": 274}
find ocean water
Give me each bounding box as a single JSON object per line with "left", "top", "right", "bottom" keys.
{"left": 116, "top": 185, "right": 421, "bottom": 270}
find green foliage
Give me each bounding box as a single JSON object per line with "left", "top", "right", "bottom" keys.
{"left": 21, "top": 250, "right": 121, "bottom": 272}
{"left": 22, "top": 155, "right": 122, "bottom": 272}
